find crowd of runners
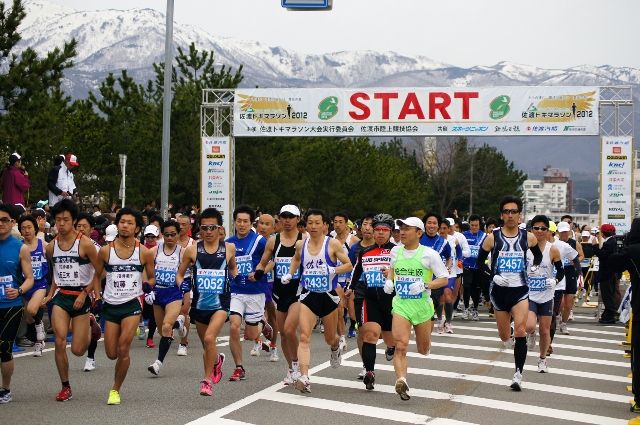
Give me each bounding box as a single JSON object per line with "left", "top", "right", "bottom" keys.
{"left": 0, "top": 195, "right": 615, "bottom": 405}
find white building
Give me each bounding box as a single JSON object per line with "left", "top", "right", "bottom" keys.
{"left": 522, "top": 166, "right": 572, "bottom": 222}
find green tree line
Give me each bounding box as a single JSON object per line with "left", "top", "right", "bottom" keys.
{"left": 0, "top": 0, "right": 525, "bottom": 220}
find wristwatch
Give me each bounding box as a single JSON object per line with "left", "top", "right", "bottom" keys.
{"left": 18, "top": 287, "right": 23, "bottom": 296}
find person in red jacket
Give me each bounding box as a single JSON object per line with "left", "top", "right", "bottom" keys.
{"left": 1, "top": 153, "right": 30, "bottom": 205}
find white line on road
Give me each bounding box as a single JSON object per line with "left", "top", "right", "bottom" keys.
{"left": 451, "top": 324, "right": 623, "bottom": 344}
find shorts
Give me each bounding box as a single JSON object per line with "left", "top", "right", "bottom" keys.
{"left": 362, "top": 294, "right": 393, "bottom": 331}
{"left": 25, "top": 279, "right": 47, "bottom": 300}
{"left": 190, "top": 307, "right": 229, "bottom": 325}
{"left": 102, "top": 298, "right": 143, "bottom": 324}
{"left": 154, "top": 286, "right": 183, "bottom": 308}
{"left": 264, "top": 281, "right": 274, "bottom": 305}
{"left": 446, "top": 277, "right": 456, "bottom": 290}
{"left": 273, "top": 280, "right": 301, "bottom": 313}
{"left": 230, "top": 293, "right": 266, "bottom": 324}
{"left": 564, "top": 267, "right": 578, "bottom": 295}
{"left": 181, "top": 277, "right": 193, "bottom": 294}
{"left": 353, "top": 296, "right": 364, "bottom": 327}
{"left": 490, "top": 284, "right": 529, "bottom": 312}
{"left": 529, "top": 298, "right": 553, "bottom": 316}
{"left": 392, "top": 294, "right": 434, "bottom": 326}
{"left": 299, "top": 289, "right": 340, "bottom": 318}
{"left": 52, "top": 291, "right": 91, "bottom": 317}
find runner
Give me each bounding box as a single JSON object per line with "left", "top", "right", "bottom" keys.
{"left": 43, "top": 199, "right": 102, "bottom": 401}
{"left": 177, "top": 208, "right": 238, "bottom": 396}
{"left": 0, "top": 204, "right": 34, "bottom": 404}
{"left": 176, "top": 214, "right": 195, "bottom": 356}
{"left": 462, "top": 214, "right": 485, "bottom": 320}
{"left": 556, "top": 221, "right": 584, "bottom": 335}
{"left": 349, "top": 213, "right": 396, "bottom": 390}
{"left": 256, "top": 204, "right": 304, "bottom": 384}
{"left": 383, "top": 216, "right": 448, "bottom": 400}
{"left": 282, "top": 209, "right": 353, "bottom": 393}
{"left": 254, "top": 213, "right": 278, "bottom": 360}
{"left": 146, "top": 219, "right": 187, "bottom": 376}
{"left": 437, "top": 219, "right": 467, "bottom": 333}
{"left": 92, "top": 207, "right": 155, "bottom": 405}
{"left": 477, "top": 196, "right": 543, "bottom": 391}
{"left": 524, "top": 215, "right": 564, "bottom": 373}
{"left": 17, "top": 215, "right": 48, "bottom": 357}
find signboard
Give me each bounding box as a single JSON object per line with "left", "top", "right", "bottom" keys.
{"left": 600, "top": 136, "right": 633, "bottom": 234}
{"left": 282, "top": 0, "right": 331, "bottom": 9}
{"left": 201, "top": 137, "right": 232, "bottom": 235}
{"left": 233, "top": 86, "right": 600, "bottom": 137}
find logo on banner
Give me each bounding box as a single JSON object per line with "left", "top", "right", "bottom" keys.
{"left": 523, "top": 90, "right": 596, "bottom": 123}
{"left": 211, "top": 146, "right": 221, "bottom": 153}
{"left": 318, "top": 96, "right": 339, "bottom": 120}
{"left": 489, "top": 96, "right": 510, "bottom": 120}
{"left": 613, "top": 147, "right": 622, "bottom": 154}
{"left": 237, "top": 94, "right": 308, "bottom": 124}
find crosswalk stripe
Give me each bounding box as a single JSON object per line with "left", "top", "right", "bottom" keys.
{"left": 381, "top": 349, "right": 631, "bottom": 383}
{"left": 310, "top": 376, "right": 628, "bottom": 425}
{"left": 427, "top": 340, "right": 629, "bottom": 368}
{"left": 451, "top": 324, "right": 622, "bottom": 344}
{"left": 461, "top": 318, "right": 625, "bottom": 335}
{"left": 260, "top": 391, "right": 477, "bottom": 425}
{"left": 340, "top": 360, "right": 628, "bottom": 403}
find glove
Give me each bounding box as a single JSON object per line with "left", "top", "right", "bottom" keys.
{"left": 327, "top": 266, "right": 336, "bottom": 276}
{"left": 493, "top": 274, "right": 509, "bottom": 287}
{"left": 281, "top": 273, "right": 292, "bottom": 284}
{"left": 142, "top": 282, "right": 152, "bottom": 294}
{"left": 383, "top": 279, "right": 395, "bottom": 294}
{"left": 546, "top": 278, "right": 557, "bottom": 290}
{"left": 408, "top": 281, "right": 426, "bottom": 295}
{"left": 180, "top": 281, "right": 191, "bottom": 293}
{"left": 144, "top": 291, "right": 155, "bottom": 305}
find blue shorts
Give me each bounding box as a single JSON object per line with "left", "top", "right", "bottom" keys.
{"left": 24, "top": 279, "right": 47, "bottom": 300}
{"left": 529, "top": 299, "right": 553, "bottom": 316}
{"left": 446, "top": 277, "right": 456, "bottom": 290}
{"left": 490, "top": 284, "right": 529, "bottom": 312}
{"left": 154, "top": 286, "right": 183, "bottom": 308}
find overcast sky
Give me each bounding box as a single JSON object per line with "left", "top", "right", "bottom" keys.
{"left": 49, "top": 0, "right": 639, "bottom": 69}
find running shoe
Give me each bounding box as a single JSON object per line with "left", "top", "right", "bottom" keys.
{"left": 176, "top": 315, "right": 188, "bottom": 338}
{"left": 338, "top": 335, "right": 347, "bottom": 352}
{"left": 107, "top": 389, "right": 120, "bottom": 405}
{"left": 35, "top": 322, "right": 46, "bottom": 342}
{"left": 568, "top": 309, "right": 574, "bottom": 321}
{"left": 363, "top": 371, "right": 375, "bottom": 391}
{"left": 177, "top": 344, "right": 188, "bottom": 356}
{"left": 330, "top": 347, "right": 342, "bottom": 368}
{"left": 510, "top": 370, "right": 523, "bottom": 391}
{"left": 537, "top": 358, "right": 548, "bottom": 373}
{"left": 56, "top": 386, "right": 72, "bottom": 402}
{"left": 269, "top": 347, "right": 279, "bottom": 362}
{"left": 444, "top": 322, "right": 454, "bottom": 334}
{"left": 437, "top": 318, "right": 444, "bottom": 334}
{"left": 526, "top": 332, "right": 536, "bottom": 350}
{"left": 0, "top": 388, "right": 11, "bottom": 404}
{"left": 471, "top": 309, "right": 479, "bottom": 321}
{"left": 385, "top": 346, "right": 395, "bottom": 361}
{"left": 357, "top": 367, "right": 366, "bottom": 380}
{"left": 146, "top": 338, "right": 155, "bottom": 348}
{"left": 347, "top": 328, "right": 356, "bottom": 338}
{"left": 148, "top": 359, "right": 162, "bottom": 376}
{"left": 284, "top": 369, "right": 295, "bottom": 385}
{"left": 559, "top": 322, "right": 569, "bottom": 335}
{"left": 261, "top": 320, "right": 274, "bottom": 341}
{"left": 84, "top": 357, "right": 96, "bottom": 372}
{"left": 395, "top": 378, "right": 410, "bottom": 400}
{"left": 211, "top": 353, "right": 225, "bottom": 384}
{"left": 199, "top": 379, "right": 213, "bottom": 396}
{"left": 33, "top": 341, "right": 45, "bottom": 357}
{"left": 250, "top": 341, "right": 262, "bottom": 357}
{"left": 137, "top": 324, "right": 145, "bottom": 340}
{"left": 319, "top": 323, "right": 324, "bottom": 333}
{"left": 461, "top": 309, "right": 469, "bottom": 320}
{"left": 229, "top": 366, "right": 246, "bottom": 381}
{"left": 294, "top": 374, "right": 311, "bottom": 393}
{"left": 631, "top": 401, "right": 640, "bottom": 413}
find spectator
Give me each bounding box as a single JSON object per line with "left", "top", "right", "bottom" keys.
{"left": 1, "top": 153, "right": 30, "bottom": 205}
{"left": 47, "top": 152, "right": 78, "bottom": 207}
{"left": 592, "top": 223, "right": 620, "bottom": 324}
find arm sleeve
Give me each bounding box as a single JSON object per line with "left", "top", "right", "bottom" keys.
{"left": 476, "top": 247, "right": 490, "bottom": 269}
{"left": 349, "top": 250, "right": 365, "bottom": 289}
{"left": 458, "top": 233, "right": 471, "bottom": 258}
{"left": 553, "top": 260, "right": 565, "bottom": 282}
{"left": 47, "top": 167, "right": 62, "bottom": 195}
{"left": 529, "top": 244, "right": 543, "bottom": 266}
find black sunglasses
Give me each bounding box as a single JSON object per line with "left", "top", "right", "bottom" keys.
{"left": 200, "top": 224, "right": 220, "bottom": 232}
{"left": 501, "top": 209, "right": 520, "bottom": 215}
{"left": 532, "top": 226, "right": 548, "bottom": 231}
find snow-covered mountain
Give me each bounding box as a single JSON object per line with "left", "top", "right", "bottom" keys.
{"left": 15, "top": 0, "right": 640, "bottom": 198}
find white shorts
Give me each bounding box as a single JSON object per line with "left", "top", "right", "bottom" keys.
{"left": 230, "top": 293, "right": 265, "bottom": 324}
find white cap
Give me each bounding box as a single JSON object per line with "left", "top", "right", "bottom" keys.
{"left": 279, "top": 204, "right": 300, "bottom": 216}
{"left": 105, "top": 224, "right": 118, "bottom": 242}
{"left": 557, "top": 222, "right": 571, "bottom": 233}
{"left": 395, "top": 217, "right": 425, "bottom": 232}
{"left": 581, "top": 230, "right": 591, "bottom": 237}
{"left": 518, "top": 223, "right": 527, "bottom": 230}
{"left": 445, "top": 218, "right": 455, "bottom": 226}
{"left": 10, "top": 152, "right": 20, "bottom": 160}
{"left": 144, "top": 224, "right": 159, "bottom": 237}
{"left": 591, "top": 227, "right": 599, "bottom": 234}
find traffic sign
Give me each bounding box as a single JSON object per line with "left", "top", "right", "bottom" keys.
{"left": 282, "top": 0, "right": 332, "bottom": 10}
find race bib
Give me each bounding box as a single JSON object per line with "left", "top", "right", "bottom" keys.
{"left": 302, "top": 271, "right": 330, "bottom": 293}
{"left": 527, "top": 276, "right": 546, "bottom": 292}
{"left": 497, "top": 252, "right": 524, "bottom": 273}
{"left": 470, "top": 245, "right": 480, "bottom": 258}
{"left": 55, "top": 261, "right": 81, "bottom": 286}
{"left": 363, "top": 266, "right": 385, "bottom": 288}
{"left": 395, "top": 275, "right": 421, "bottom": 299}
{"left": 155, "top": 266, "right": 177, "bottom": 288}
{"left": 196, "top": 269, "right": 226, "bottom": 295}
{"left": 275, "top": 257, "right": 300, "bottom": 279}
{"left": 236, "top": 255, "right": 254, "bottom": 276}
{"left": 31, "top": 256, "right": 43, "bottom": 280}
{"left": 110, "top": 271, "right": 140, "bottom": 298}
{"left": 0, "top": 275, "right": 12, "bottom": 301}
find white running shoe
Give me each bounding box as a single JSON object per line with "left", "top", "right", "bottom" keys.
{"left": 437, "top": 318, "right": 444, "bottom": 334}
{"left": 294, "top": 374, "right": 311, "bottom": 393}
{"left": 510, "top": 370, "right": 523, "bottom": 391}
{"left": 568, "top": 309, "right": 574, "bottom": 321}
{"left": 444, "top": 322, "right": 454, "bottom": 334}
{"left": 177, "top": 344, "right": 188, "bottom": 356}
{"left": 35, "top": 322, "right": 46, "bottom": 342}
{"left": 176, "top": 315, "right": 187, "bottom": 338}
{"left": 269, "top": 347, "right": 279, "bottom": 362}
{"left": 526, "top": 332, "right": 536, "bottom": 350}
{"left": 283, "top": 370, "right": 294, "bottom": 385}
{"left": 250, "top": 341, "right": 262, "bottom": 357}
{"left": 330, "top": 347, "right": 342, "bottom": 368}
{"left": 461, "top": 309, "right": 469, "bottom": 320}
{"left": 137, "top": 323, "right": 146, "bottom": 340}
{"left": 84, "top": 357, "right": 96, "bottom": 372}
{"left": 339, "top": 335, "right": 347, "bottom": 352}
{"left": 33, "top": 341, "right": 45, "bottom": 357}
{"left": 559, "top": 322, "right": 569, "bottom": 335}
{"left": 147, "top": 359, "right": 162, "bottom": 375}
{"left": 357, "top": 367, "right": 366, "bottom": 380}
{"left": 319, "top": 323, "right": 324, "bottom": 333}
{"left": 471, "top": 309, "right": 479, "bottom": 321}
{"left": 500, "top": 337, "right": 515, "bottom": 351}
{"left": 537, "top": 357, "right": 548, "bottom": 373}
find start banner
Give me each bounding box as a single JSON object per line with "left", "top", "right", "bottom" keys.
{"left": 233, "top": 86, "right": 600, "bottom": 137}
{"left": 600, "top": 136, "right": 634, "bottom": 234}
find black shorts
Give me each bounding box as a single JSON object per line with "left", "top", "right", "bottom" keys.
{"left": 190, "top": 308, "right": 229, "bottom": 325}
{"left": 273, "top": 292, "right": 299, "bottom": 313}
{"left": 299, "top": 289, "right": 339, "bottom": 318}
{"left": 362, "top": 294, "right": 393, "bottom": 332}
{"left": 273, "top": 280, "right": 300, "bottom": 313}
{"left": 564, "top": 267, "right": 578, "bottom": 295}
{"left": 529, "top": 299, "right": 553, "bottom": 316}
{"left": 490, "top": 284, "right": 528, "bottom": 312}
{"left": 102, "top": 298, "right": 143, "bottom": 324}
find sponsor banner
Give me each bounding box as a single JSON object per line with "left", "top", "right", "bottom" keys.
{"left": 600, "top": 136, "right": 633, "bottom": 234}
{"left": 201, "top": 137, "right": 232, "bottom": 234}
{"left": 233, "top": 87, "right": 599, "bottom": 137}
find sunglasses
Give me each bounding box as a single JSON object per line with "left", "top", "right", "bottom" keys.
{"left": 0, "top": 217, "right": 13, "bottom": 223}
{"left": 280, "top": 213, "right": 297, "bottom": 219}
{"left": 200, "top": 224, "right": 220, "bottom": 232}
{"left": 532, "top": 226, "right": 548, "bottom": 231}
{"left": 163, "top": 232, "right": 177, "bottom": 237}
{"left": 501, "top": 209, "right": 520, "bottom": 215}
{"left": 145, "top": 234, "right": 157, "bottom": 238}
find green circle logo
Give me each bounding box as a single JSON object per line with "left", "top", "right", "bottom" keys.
{"left": 489, "top": 95, "right": 511, "bottom": 120}
{"left": 318, "top": 96, "right": 338, "bottom": 120}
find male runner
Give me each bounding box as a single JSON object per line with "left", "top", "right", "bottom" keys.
{"left": 556, "top": 221, "right": 583, "bottom": 335}
{"left": 420, "top": 213, "right": 452, "bottom": 329}
{"left": 176, "top": 214, "right": 195, "bottom": 355}
{"left": 332, "top": 212, "right": 360, "bottom": 345}
{"left": 462, "top": 214, "right": 485, "bottom": 320}
{"left": 254, "top": 213, "right": 278, "bottom": 360}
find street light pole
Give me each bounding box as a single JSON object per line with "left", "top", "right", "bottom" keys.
{"left": 469, "top": 146, "right": 479, "bottom": 216}
{"left": 160, "top": 0, "right": 174, "bottom": 220}
{"left": 575, "top": 197, "right": 598, "bottom": 215}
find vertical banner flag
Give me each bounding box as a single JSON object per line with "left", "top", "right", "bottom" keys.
{"left": 201, "top": 137, "right": 232, "bottom": 235}
{"left": 600, "top": 136, "right": 633, "bottom": 234}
